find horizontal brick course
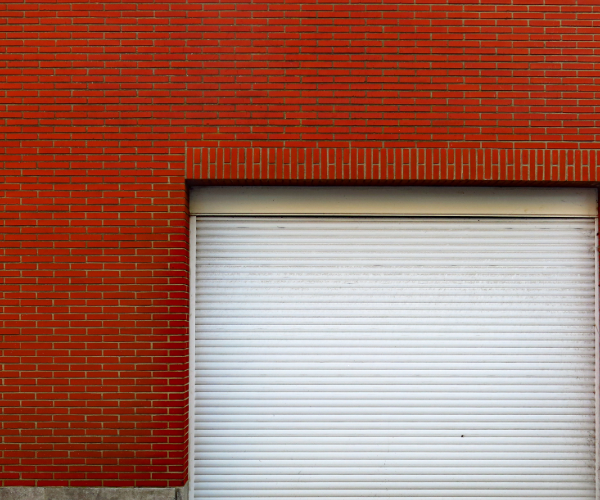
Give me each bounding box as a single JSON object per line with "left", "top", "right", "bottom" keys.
{"left": 187, "top": 147, "right": 600, "bottom": 184}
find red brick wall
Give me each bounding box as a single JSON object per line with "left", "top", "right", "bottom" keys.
{"left": 192, "top": 0, "right": 600, "bottom": 150}
{"left": 1, "top": 0, "right": 599, "bottom": 489}
{"left": 0, "top": 0, "right": 191, "bottom": 484}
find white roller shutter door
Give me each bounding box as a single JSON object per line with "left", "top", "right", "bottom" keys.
{"left": 191, "top": 216, "right": 598, "bottom": 499}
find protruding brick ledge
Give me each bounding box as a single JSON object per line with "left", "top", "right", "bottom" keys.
{"left": 186, "top": 148, "right": 599, "bottom": 184}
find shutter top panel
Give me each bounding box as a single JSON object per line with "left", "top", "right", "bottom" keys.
{"left": 189, "top": 187, "right": 597, "bottom": 217}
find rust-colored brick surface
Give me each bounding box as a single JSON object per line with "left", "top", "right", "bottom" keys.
{"left": 189, "top": 0, "right": 600, "bottom": 149}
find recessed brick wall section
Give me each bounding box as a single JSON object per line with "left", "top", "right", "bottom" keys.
{"left": 1, "top": 0, "right": 600, "bottom": 490}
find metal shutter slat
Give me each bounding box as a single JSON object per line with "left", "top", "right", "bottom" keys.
{"left": 192, "top": 217, "right": 597, "bottom": 499}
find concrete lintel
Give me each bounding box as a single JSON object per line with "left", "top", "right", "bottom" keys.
{"left": 0, "top": 486, "right": 188, "bottom": 500}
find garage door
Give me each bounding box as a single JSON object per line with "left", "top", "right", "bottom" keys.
{"left": 189, "top": 191, "right": 598, "bottom": 499}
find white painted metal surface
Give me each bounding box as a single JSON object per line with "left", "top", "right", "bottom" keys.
{"left": 189, "top": 187, "right": 598, "bottom": 217}
{"left": 189, "top": 216, "right": 197, "bottom": 499}
{"left": 191, "top": 216, "right": 598, "bottom": 499}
